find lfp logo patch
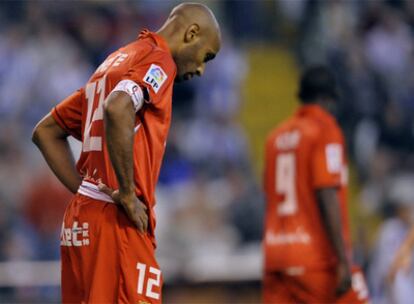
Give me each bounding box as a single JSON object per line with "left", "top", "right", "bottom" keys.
{"left": 143, "top": 64, "right": 167, "bottom": 93}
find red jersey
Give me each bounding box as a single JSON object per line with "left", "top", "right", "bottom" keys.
{"left": 263, "top": 104, "right": 352, "bottom": 272}
{"left": 51, "top": 30, "right": 176, "bottom": 245}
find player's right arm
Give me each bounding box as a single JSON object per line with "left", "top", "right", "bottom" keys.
{"left": 32, "top": 113, "right": 81, "bottom": 194}
{"left": 32, "top": 89, "right": 84, "bottom": 194}
{"left": 388, "top": 225, "right": 414, "bottom": 282}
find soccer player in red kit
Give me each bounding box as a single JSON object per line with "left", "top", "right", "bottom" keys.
{"left": 263, "top": 66, "right": 370, "bottom": 303}
{"left": 32, "top": 3, "right": 220, "bottom": 303}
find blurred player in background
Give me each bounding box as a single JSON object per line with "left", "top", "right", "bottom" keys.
{"left": 32, "top": 3, "right": 220, "bottom": 303}
{"left": 388, "top": 223, "right": 414, "bottom": 302}
{"left": 263, "top": 66, "right": 369, "bottom": 303}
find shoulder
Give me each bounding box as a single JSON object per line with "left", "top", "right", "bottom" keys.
{"left": 282, "top": 114, "right": 319, "bottom": 143}
{"left": 265, "top": 116, "right": 302, "bottom": 151}
{"left": 122, "top": 40, "right": 175, "bottom": 70}
{"left": 266, "top": 117, "right": 294, "bottom": 142}
{"left": 309, "top": 113, "right": 344, "bottom": 143}
{"left": 134, "top": 39, "right": 174, "bottom": 67}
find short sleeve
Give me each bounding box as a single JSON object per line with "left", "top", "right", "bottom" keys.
{"left": 111, "top": 79, "right": 144, "bottom": 112}
{"left": 51, "top": 89, "right": 83, "bottom": 141}
{"left": 120, "top": 52, "right": 175, "bottom": 105}
{"left": 311, "top": 131, "right": 344, "bottom": 189}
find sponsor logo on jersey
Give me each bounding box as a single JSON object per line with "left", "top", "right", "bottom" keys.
{"left": 60, "top": 221, "right": 90, "bottom": 247}
{"left": 265, "top": 227, "right": 311, "bottom": 245}
{"left": 143, "top": 64, "right": 167, "bottom": 93}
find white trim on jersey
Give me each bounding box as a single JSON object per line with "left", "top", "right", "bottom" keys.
{"left": 78, "top": 180, "right": 115, "bottom": 203}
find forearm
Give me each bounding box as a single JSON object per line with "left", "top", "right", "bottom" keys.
{"left": 317, "top": 188, "right": 349, "bottom": 263}
{"left": 32, "top": 114, "right": 81, "bottom": 193}
{"left": 104, "top": 92, "right": 136, "bottom": 196}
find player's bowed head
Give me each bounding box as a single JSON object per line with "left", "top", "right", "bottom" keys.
{"left": 157, "top": 2, "right": 221, "bottom": 82}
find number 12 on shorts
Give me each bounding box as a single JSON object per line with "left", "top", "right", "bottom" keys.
{"left": 136, "top": 262, "right": 161, "bottom": 300}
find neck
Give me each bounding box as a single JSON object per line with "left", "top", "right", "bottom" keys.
{"left": 316, "top": 99, "right": 328, "bottom": 110}
{"left": 157, "top": 22, "right": 179, "bottom": 58}
{"left": 301, "top": 99, "right": 333, "bottom": 112}
{"left": 302, "top": 99, "right": 329, "bottom": 110}
{"left": 315, "top": 98, "right": 335, "bottom": 114}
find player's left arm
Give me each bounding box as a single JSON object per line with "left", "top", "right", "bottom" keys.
{"left": 317, "top": 187, "right": 352, "bottom": 295}
{"left": 100, "top": 55, "right": 175, "bottom": 231}
{"left": 32, "top": 113, "right": 81, "bottom": 194}
{"left": 312, "top": 134, "right": 352, "bottom": 296}
{"left": 101, "top": 89, "right": 149, "bottom": 232}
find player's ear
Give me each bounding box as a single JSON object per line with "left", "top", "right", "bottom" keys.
{"left": 184, "top": 24, "right": 200, "bottom": 43}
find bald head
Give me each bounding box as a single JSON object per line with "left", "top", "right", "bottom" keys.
{"left": 158, "top": 2, "right": 221, "bottom": 82}
{"left": 169, "top": 3, "right": 220, "bottom": 37}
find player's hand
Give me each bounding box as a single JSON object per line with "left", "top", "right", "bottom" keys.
{"left": 98, "top": 183, "right": 148, "bottom": 233}
{"left": 388, "top": 243, "right": 413, "bottom": 283}
{"left": 336, "top": 261, "right": 352, "bottom": 296}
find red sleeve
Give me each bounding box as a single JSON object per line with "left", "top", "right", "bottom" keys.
{"left": 311, "top": 129, "right": 344, "bottom": 189}
{"left": 120, "top": 51, "right": 176, "bottom": 105}
{"left": 51, "top": 89, "right": 83, "bottom": 141}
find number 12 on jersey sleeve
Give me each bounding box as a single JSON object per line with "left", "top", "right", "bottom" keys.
{"left": 276, "top": 153, "right": 297, "bottom": 216}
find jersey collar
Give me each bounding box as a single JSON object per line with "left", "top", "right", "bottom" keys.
{"left": 296, "top": 104, "right": 334, "bottom": 121}
{"left": 138, "top": 29, "right": 172, "bottom": 55}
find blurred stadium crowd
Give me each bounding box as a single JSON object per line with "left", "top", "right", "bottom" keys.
{"left": 1, "top": 0, "right": 414, "bottom": 302}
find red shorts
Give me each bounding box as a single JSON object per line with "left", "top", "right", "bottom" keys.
{"left": 61, "top": 194, "right": 162, "bottom": 304}
{"left": 263, "top": 266, "right": 369, "bottom": 304}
